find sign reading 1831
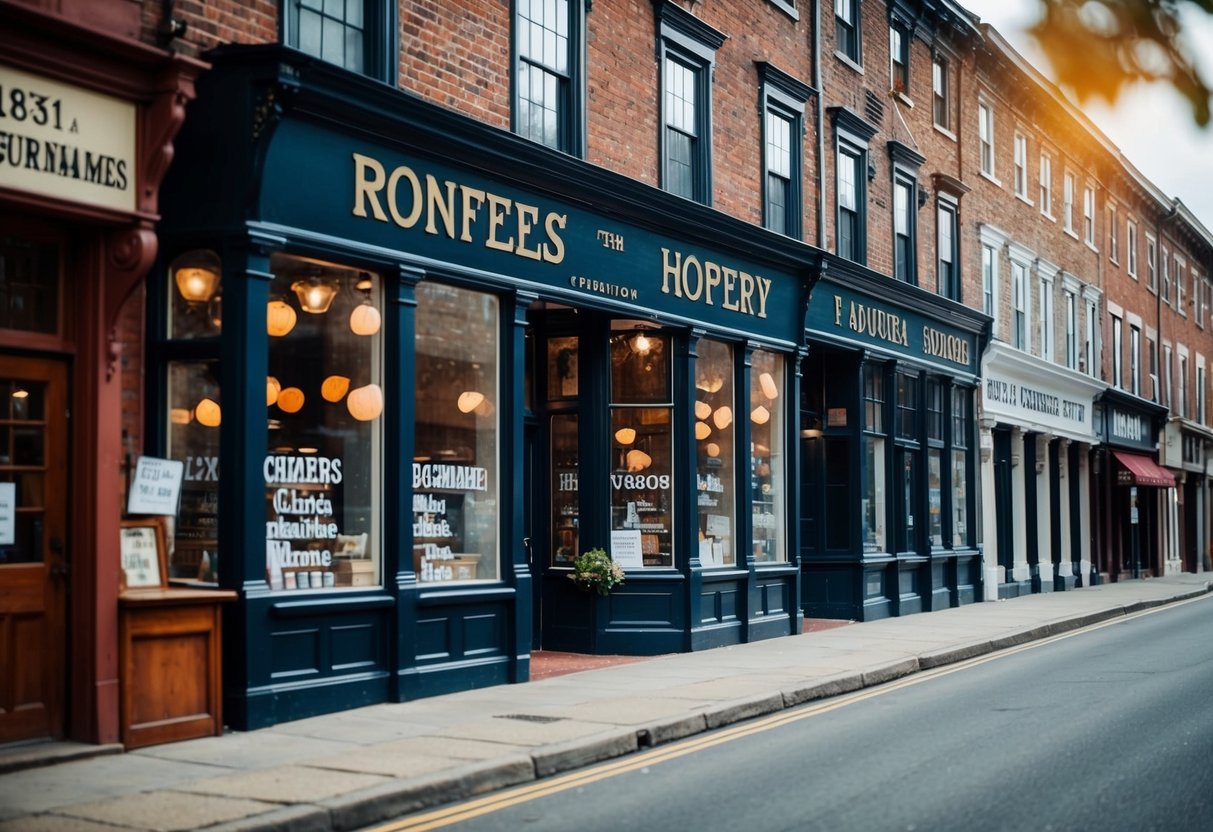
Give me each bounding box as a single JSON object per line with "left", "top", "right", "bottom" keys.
{"left": 0, "top": 63, "right": 136, "bottom": 213}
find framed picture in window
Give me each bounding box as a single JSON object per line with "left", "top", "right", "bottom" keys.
{"left": 119, "top": 518, "right": 168, "bottom": 591}
{"left": 547, "top": 336, "right": 579, "bottom": 399}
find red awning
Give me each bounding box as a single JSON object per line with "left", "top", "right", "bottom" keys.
{"left": 1112, "top": 451, "right": 1176, "bottom": 488}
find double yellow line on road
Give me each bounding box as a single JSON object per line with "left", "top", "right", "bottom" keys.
{"left": 368, "top": 593, "right": 1211, "bottom": 831}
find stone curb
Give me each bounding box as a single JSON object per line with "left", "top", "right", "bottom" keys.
{"left": 321, "top": 756, "right": 535, "bottom": 832}
{"left": 531, "top": 728, "right": 638, "bottom": 777}
{"left": 0, "top": 742, "right": 123, "bottom": 776}
{"left": 201, "top": 804, "right": 332, "bottom": 832}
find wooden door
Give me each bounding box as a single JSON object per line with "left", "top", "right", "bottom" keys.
{"left": 0, "top": 355, "right": 68, "bottom": 743}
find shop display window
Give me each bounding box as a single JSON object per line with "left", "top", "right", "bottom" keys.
{"left": 952, "top": 449, "right": 968, "bottom": 547}
{"left": 414, "top": 282, "right": 500, "bottom": 583}
{"left": 550, "top": 413, "right": 579, "bottom": 565}
{"left": 0, "top": 234, "right": 60, "bottom": 335}
{"left": 695, "top": 339, "right": 735, "bottom": 568}
{"left": 166, "top": 360, "right": 221, "bottom": 582}
{"left": 168, "top": 249, "right": 222, "bottom": 339}
{"left": 751, "top": 349, "right": 785, "bottom": 563}
{"left": 862, "top": 364, "right": 886, "bottom": 554}
{"left": 928, "top": 449, "right": 943, "bottom": 547}
{"left": 609, "top": 325, "right": 672, "bottom": 568}
{"left": 264, "top": 254, "right": 382, "bottom": 591}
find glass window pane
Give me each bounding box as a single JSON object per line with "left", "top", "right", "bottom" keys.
{"left": 167, "top": 361, "right": 221, "bottom": 582}
{"left": 298, "top": 8, "right": 322, "bottom": 56}
{"left": 751, "top": 351, "right": 785, "bottom": 563}
{"left": 265, "top": 255, "right": 383, "bottom": 591}
{"left": 0, "top": 235, "right": 59, "bottom": 334}
{"left": 547, "top": 336, "right": 578, "bottom": 399}
{"left": 551, "top": 414, "right": 578, "bottom": 565}
{"left": 611, "top": 328, "right": 669, "bottom": 403}
{"left": 610, "top": 407, "right": 673, "bottom": 568}
{"left": 952, "top": 449, "right": 968, "bottom": 547}
{"left": 322, "top": 16, "right": 344, "bottom": 64}
{"left": 928, "top": 449, "right": 942, "bottom": 547}
{"left": 414, "top": 282, "right": 499, "bottom": 584}
{"left": 696, "top": 340, "right": 735, "bottom": 568}
{"left": 863, "top": 437, "right": 885, "bottom": 553}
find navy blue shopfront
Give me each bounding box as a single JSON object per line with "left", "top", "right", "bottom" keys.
{"left": 799, "top": 261, "right": 989, "bottom": 621}
{"left": 153, "top": 47, "right": 819, "bottom": 730}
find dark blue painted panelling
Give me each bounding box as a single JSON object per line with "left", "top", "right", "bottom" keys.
{"left": 330, "top": 623, "right": 382, "bottom": 673}
{"left": 719, "top": 587, "right": 739, "bottom": 622}
{"left": 758, "top": 579, "right": 789, "bottom": 615}
{"left": 415, "top": 617, "right": 453, "bottom": 661}
{"left": 271, "top": 628, "right": 321, "bottom": 680}
{"left": 609, "top": 590, "right": 677, "bottom": 627}
{"left": 463, "top": 613, "right": 504, "bottom": 657}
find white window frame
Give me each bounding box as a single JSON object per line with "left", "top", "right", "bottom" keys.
{"left": 1108, "top": 203, "right": 1119, "bottom": 264}
{"left": 1111, "top": 312, "right": 1123, "bottom": 389}
{"left": 1039, "top": 153, "right": 1053, "bottom": 218}
{"left": 1013, "top": 132, "right": 1029, "bottom": 200}
{"left": 1176, "top": 254, "right": 1187, "bottom": 314}
{"left": 979, "top": 224, "right": 1008, "bottom": 339}
{"left": 979, "top": 100, "right": 995, "bottom": 179}
{"left": 1063, "top": 172, "right": 1075, "bottom": 235}
{"left": 1162, "top": 245, "right": 1171, "bottom": 303}
{"left": 1083, "top": 290, "right": 1100, "bottom": 378}
{"left": 1146, "top": 232, "right": 1158, "bottom": 292}
{"left": 1127, "top": 219, "right": 1138, "bottom": 278}
{"left": 1037, "top": 260, "right": 1057, "bottom": 362}
{"left": 1083, "top": 184, "right": 1096, "bottom": 246}
{"left": 1130, "top": 322, "right": 1141, "bottom": 396}
{"left": 1008, "top": 242, "right": 1035, "bottom": 352}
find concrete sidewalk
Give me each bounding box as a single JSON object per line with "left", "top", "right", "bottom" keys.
{"left": 2, "top": 574, "right": 1210, "bottom": 832}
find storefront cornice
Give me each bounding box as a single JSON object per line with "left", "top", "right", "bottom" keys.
{"left": 983, "top": 342, "right": 1107, "bottom": 400}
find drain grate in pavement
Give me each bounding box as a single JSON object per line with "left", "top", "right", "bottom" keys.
{"left": 496, "top": 714, "right": 565, "bottom": 723}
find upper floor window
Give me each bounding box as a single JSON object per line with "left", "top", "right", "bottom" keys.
{"left": 1127, "top": 219, "right": 1138, "bottom": 278}
{"left": 1013, "top": 133, "right": 1028, "bottom": 199}
{"left": 836, "top": 0, "right": 861, "bottom": 63}
{"left": 1130, "top": 325, "right": 1141, "bottom": 396}
{"left": 1083, "top": 185, "right": 1096, "bottom": 246}
{"left": 978, "top": 101, "right": 995, "bottom": 177}
{"left": 515, "top": 0, "right": 586, "bottom": 155}
{"left": 1180, "top": 353, "right": 1189, "bottom": 417}
{"left": 1175, "top": 256, "right": 1186, "bottom": 313}
{"left": 932, "top": 57, "right": 950, "bottom": 130}
{"left": 759, "top": 64, "right": 810, "bottom": 239}
{"left": 655, "top": 3, "right": 725, "bottom": 204}
{"left": 1108, "top": 205, "right": 1119, "bottom": 263}
{"left": 1037, "top": 272, "right": 1054, "bottom": 361}
{"left": 1162, "top": 246, "right": 1171, "bottom": 303}
{"left": 1065, "top": 289, "right": 1077, "bottom": 369}
{"left": 1063, "top": 173, "right": 1075, "bottom": 234}
{"left": 1012, "top": 260, "right": 1028, "bottom": 350}
{"left": 1198, "top": 362, "right": 1207, "bottom": 424}
{"left": 1111, "top": 314, "right": 1123, "bottom": 388}
{"left": 1149, "top": 335, "right": 1159, "bottom": 401}
{"left": 1165, "top": 345, "right": 1173, "bottom": 407}
{"left": 1146, "top": 233, "right": 1158, "bottom": 292}
{"left": 1039, "top": 153, "right": 1053, "bottom": 217}
{"left": 286, "top": 0, "right": 394, "bottom": 80}
{"left": 893, "top": 175, "right": 915, "bottom": 283}
{"left": 837, "top": 144, "right": 864, "bottom": 262}
{"left": 889, "top": 23, "right": 909, "bottom": 94}
{"left": 981, "top": 243, "right": 997, "bottom": 320}
{"left": 1085, "top": 298, "right": 1098, "bottom": 376}
{"left": 937, "top": 200, "right": 959, "bottom": 301}
{"left": 1197, "top": 272, "right": 1206, "bottom": 329}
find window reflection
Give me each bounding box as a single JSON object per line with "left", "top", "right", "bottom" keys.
{"left": 696, "top": 340, "right": 735, "bottom": 567}
{"left": 751, "top": 350, "right": 785, "bottom": 563}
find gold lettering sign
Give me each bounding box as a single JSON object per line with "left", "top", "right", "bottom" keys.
{"left": 921, "top": 325, "right": 970, "bottom": 367}
{"left": 0, "top": 63, "right": 136, "bottom": 213}
{"left": 351, "top": 153, "right": 568, "bottom": 265}
{"left": 832, "top": 295, "right": 909, "bottom": 347}
{"left": 660, "top": 248, "right": 772, "bottom": 319}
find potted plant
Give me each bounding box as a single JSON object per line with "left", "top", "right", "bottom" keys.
{"left": 568, "top": 547, "right": 626, "bottom": 597}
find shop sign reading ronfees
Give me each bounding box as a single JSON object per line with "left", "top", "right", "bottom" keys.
{"left": 264, "top": 455, "right": 344, "bottom": 590}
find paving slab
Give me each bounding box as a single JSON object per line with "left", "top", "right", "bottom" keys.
{"left": 56, "top": 791, "right": 280, "bottom": 832}
{"left": 173, "top": 765, "right": 390, "bottom": 804}
{"left": 136, "top": 731, "right": 355, "bottom": 770}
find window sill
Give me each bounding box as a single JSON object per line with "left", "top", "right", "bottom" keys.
{"left": 979, "top": 170, "right": 1002, "bottom": 188}
{"left": 933, "top": 124, "right": 957, "bottom": 142}
{"left": 1110, "top": 257, "right": 1120, "bottom": 268}
{"left": 1041, "top": 210, "right": 1056, "bottom": 223}
{"left": 1015, "top": 193, "right": 1034, "bottom": 207}
{"left": 891, "top": 90, "right": 913, "bottom": 108}
{"left": 765, "top": 0, "right": 799, "bottom": 22}
{"left": 1064, "top": 228, "right": 1080, "bottom": 241}
{"left": 835, "top": 51, "right": 864, "bottom": 75}
{"left": 1085, "top": 240, "right": 1099, "bottom": 254}
{"left": 1128, "top": 271, "right": 1139, "bottom": 281}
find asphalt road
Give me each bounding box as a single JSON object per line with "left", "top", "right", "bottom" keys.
{"left": 375, "top": 595, "right": 1213, "bottom": 832}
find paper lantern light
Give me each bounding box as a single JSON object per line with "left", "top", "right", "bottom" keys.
{"left": 695, "top": 421, "right": 711, "bottom": 440}
{"left": 457, "top": 391, "right": 486, "bottom": 414}
{"left": 347, "top": 383, "right": 384, "bottom": 421}
{"left": 322, "top": 375, "right": 350, "bottom": 402}
{"left": 349, "top": 303, "right": 382, "bottom": 336}
{"left": 267, "top": 300, "right": 297, "bottom": 337}
{"left": 615, "top": 427, "right": 637, "bottom": 445}
{"left": 694, "top": 401, "right": 712, "bottom": 421}
{"left": 170, "top": 408, "right": 192, "bottom": 425}
{"left": 706, "top": 442, "right": 721, "bottom": 458}
{"left": 195, "top": 397, "right": 221, "bottom": 427}
{"left": 625, "top": 449, "right": 652, "bottom": 472}
{"left": 277, "top": 387, "right": 305, "bottom": 413}
{"left": 266, "top": 376, "right": 281, "bottom": 407}
{"left": 751, "top": 405, "right": 771, "bottom": 425}
{"left": 712, "top": 406, "right": 733, "bottom": 430}
{"left": 759, "top": 372, "right": 779, "bottom": 400}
